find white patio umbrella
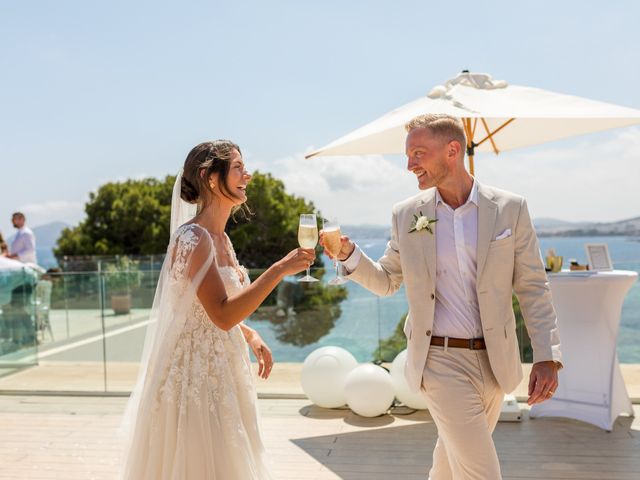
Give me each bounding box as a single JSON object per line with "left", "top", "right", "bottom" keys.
{"left": 305, "top": 71, "right": 640, "bottom": 175}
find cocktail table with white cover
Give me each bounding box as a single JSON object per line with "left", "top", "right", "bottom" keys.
{"left": 530, "top": 270, "right": 637, "bottom": 430}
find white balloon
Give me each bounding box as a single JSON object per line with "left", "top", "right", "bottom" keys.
{"left": 390, "top": 349, "right": 429, "bottom": 410}
{"left": 301, "top": 346, "right": 358, "bottom": 408}
{"left": 344, "top": 364, "right": 395, "bottom": 417}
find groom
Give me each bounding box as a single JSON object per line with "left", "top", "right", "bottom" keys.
{"left": 324, "top": 114, "right": 562, "bottom": 479}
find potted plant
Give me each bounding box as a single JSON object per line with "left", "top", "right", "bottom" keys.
{"left": 104, "top": 257, "right": 141, "bottom": 315}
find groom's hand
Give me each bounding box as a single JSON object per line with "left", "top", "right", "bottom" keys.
{"left": 527, "top": 360, "right": 559, "bottom": 405}
{"left": 319, "top": 232, "right": 355, "bottom": 261}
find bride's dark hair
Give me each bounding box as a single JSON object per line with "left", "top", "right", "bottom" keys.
{"left": 181, "top": 140, "right": 251, "bottom": 219}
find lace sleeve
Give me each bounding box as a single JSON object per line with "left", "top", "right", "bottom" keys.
{"left": 169, "top": 224, "right": 215, "bottom": 285}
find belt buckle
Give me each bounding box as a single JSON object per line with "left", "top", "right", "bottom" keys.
{"left": 468, "top": 338, "right": 478, "bottom": 350}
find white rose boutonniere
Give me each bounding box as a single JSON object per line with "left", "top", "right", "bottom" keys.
{"left": 409, "top": 212, "right": 437, "bottom": 234}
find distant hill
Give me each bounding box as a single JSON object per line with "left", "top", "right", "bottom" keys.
{"left": 32, "top": 221, "right": 70, "bottom": 248}
{"left": 343, "top": 224, "right": 390, "bottom": 239}
{"left": 534, "top": 218, "right": 591, "bottom": 229}
{"left": 534, "top": 216, "right": 640, "bottom": 237}
{"left": 346, "top": 216, "right": 640, "bottom": 238}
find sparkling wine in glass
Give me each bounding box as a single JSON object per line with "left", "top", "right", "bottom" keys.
{"left": 323, "top": 218, "right": 348, "bottom": 285}
{"left": 298, "top": 214, "right": 319, "bottom": 282}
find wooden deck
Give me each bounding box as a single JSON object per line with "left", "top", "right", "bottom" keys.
{"left": 0, "top": 395, "right": 638, "bottom": 480}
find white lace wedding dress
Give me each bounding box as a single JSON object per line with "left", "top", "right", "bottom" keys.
{"left": 120, "top": 224, "right": 274, "bottom": 479}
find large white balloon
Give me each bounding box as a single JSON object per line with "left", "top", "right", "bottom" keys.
{"left": 344, "top": 364, "right": 395, "bottom": 417}
{"left": 300, "top": 346, "right": 358, "bottom": 408}
{"left": 390, "top": 349, "right": 429, "bottom": 410}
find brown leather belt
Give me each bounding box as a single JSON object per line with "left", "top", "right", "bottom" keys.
{"left": 430, "top": 336, "right": 486, "bottom": 350}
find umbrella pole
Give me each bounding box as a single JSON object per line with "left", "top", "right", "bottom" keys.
{"left": 462, "top": 118, "right": 475, "bottom": 176}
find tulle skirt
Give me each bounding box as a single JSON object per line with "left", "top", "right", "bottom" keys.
{"left": 121, "top": 321, "right": 273, "bottom": 480}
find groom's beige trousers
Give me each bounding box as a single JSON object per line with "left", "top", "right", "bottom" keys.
{"left": 421, "top": 345, "right": 504, "bottom": 480}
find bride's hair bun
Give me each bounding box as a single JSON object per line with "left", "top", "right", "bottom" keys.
{"left": 181, "top": 140, "right": 242, "bottom": 208}
{"left": 180, "top": 175, "right": 199, "bottom": 204}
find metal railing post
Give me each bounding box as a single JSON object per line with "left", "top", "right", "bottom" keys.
{"left": 98, "top": 265, "right": 108, "bottom": 392}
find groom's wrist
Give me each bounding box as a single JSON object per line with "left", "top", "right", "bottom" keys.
{"left": 338, "top": 244, "right": 356, "bottom": 262}
{"left": 340, "top": 245, "right": 361, "bottom": 275}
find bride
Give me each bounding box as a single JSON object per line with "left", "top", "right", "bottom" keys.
{"left": 120, "top": 140, "right": 315, "bottom": 479}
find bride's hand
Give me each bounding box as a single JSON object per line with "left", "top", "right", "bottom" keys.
{"left": 276, "top": 248, "right": 316, "bottom": 276}
{"left": 245, "top": 329, "right": 274, "bottom": 379}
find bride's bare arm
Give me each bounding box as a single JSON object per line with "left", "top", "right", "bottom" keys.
{"left": 239, "top": 324, "right": 274, "bottom": 379}
{"left": 191, "top": 238, "right": 315, "bottom": 331}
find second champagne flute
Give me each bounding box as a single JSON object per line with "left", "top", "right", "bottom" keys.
{"left": 322, "top": 218, "right": 348, "bottom": 285}
{"left": 298, "top": 214, "right": 319, "bottom": 282}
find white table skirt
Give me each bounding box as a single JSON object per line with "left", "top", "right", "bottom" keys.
{"left": 530, "top": 270, "right": 637, "bottom": 430}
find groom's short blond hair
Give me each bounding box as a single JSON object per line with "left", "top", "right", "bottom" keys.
{"left": 405, "top": 114, "right": 467, "bottom": 157}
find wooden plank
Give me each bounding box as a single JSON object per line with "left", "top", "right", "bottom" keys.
{"left": 0, "top": 396, "right": 638, "bottom": 479}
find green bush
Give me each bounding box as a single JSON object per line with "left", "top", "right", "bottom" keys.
{"left": 55, "top": 177, "right": 174, "bottom": 257}
{"left": 513, "top": 294, "right": 532, "bottom": 362}
{"left": 374, "top": 313, "right": 408, "bottom": 362}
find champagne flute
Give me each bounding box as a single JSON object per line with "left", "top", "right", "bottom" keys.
{"left": 298, "top": 214, "right": 319, "bottom": 282}
{"left": 322, "top": 218, "right": 348, "bottom": 285}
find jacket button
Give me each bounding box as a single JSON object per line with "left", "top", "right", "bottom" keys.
{"left": 426, "top": 330, "right": 432, "bottom": 336}
{"left": 430, "top": 293, "right": 435, "bottom": 300}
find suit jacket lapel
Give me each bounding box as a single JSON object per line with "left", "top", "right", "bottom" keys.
{"left": 476, "top": 184, "right": 498, "bottom": 280}
{"left": 415, "top": 190, "right": 437, "bottom": 282}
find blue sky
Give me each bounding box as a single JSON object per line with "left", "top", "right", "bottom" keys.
{"left": 2, "top": 0, "right": 640, "bottom": 237}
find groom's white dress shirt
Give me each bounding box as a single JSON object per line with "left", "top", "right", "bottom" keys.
{"left": 10, "top": 226, "right": 37, "bottom": 264}
{"left": 343, "top": 180, "right": 482, "bottom": 339}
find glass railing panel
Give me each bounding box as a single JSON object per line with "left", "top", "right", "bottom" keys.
{"left": 0, "top": 268, "right": 39, "bottom": 381}
{"left": 29, "top": 271, "right": 105, "bottom": 391}
{"left": 616, "top": 260, "right": 640, "bottom": 364}
{"left": 50, "top": 271, "right": 102, "bottom": 341}
{"left": 243, "top": 269, "right": 407, "bottom": 364}
{"left": 374, "top": 289, "right": 409, "bottom": 363}
{"left": 104, "top": 269, "right": 159, "bottom": 392}
{"left": 244, "top": 268, "right": 354, "bottom": 362}
{"left": 0, "top": 256, "right": 637, "bottom": 394}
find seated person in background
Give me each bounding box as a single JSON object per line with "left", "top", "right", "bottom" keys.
{"left": 8, "top": 212, "right": 37, "bottom": 265}
{"left": 0, "top": 232, "right": 8, "bottom": 256}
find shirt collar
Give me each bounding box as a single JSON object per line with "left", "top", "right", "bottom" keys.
{"left": 435, "top": 178, "right": 478, "bottom": 208}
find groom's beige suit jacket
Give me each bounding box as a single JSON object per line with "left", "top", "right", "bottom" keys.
{"left": 348, "top": 182, "right": 562, "bottom": 393}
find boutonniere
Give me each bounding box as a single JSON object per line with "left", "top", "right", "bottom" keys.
{"left": 409, "top": 212, "right": 437, "bottom": 234}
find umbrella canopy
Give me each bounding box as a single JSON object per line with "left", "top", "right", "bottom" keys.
{"left": 305, "top": 72, "right": 640, "bottom": 174}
